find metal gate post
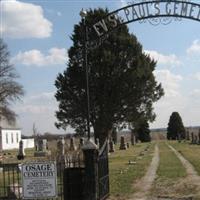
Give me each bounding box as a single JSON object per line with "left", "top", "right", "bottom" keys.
{"left": 82, "top": 140, "right": 98, "bottom": 200}
{"left": 63, "top": 168, "right": 84, "bottom": 200}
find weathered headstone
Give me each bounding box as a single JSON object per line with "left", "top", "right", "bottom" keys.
{"left": 119, "top": 136, "right": 126, "bottom": 150}
{"left": 109, "top": 140, "right": 115, "bottom": 153}
{"left": 34, "top": 139, "right": 50, "bottom": 157}
{"left": 79, "top": 137, "right": 84, "bottom": 149}
{"left": 194, "top": 135, "right": 198, "bottom": 144}
{"left": 17, "top": 140, "right": 25, "bottom": 160}
{"left": 178, "top": 133, "right": 181, "bottom": 143}
{"left": 38, "top": 139, "right": 45, "bottom": 151}
{"left": 131, "top": 134, "right": 136, "bottom": 145}
{"left": 191, "top": 132, "right": 195, "bottom": 144}
{"left": 198, "top": 130, "right": 200, "bottom": 145}
{"left": 35, "top": 140, "right": 38, "bottom": 151}
{"left": 69, "top": 137, "right": 77, "bottom": 151}
{"left": 127, "top": 142, "right": 130, "bottom": 148}
{"left": 186, "top": 131, "right": 190, "bottom": 140}
{"left": 57, "top": 138, "right": 66, "bottom": 171}
{"left": 57, "top": 137, "right": 65, "bottom": 156}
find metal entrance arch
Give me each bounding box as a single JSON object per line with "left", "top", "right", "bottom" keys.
{"left": 86, "top": 0, "right": 200, "bottom": 49}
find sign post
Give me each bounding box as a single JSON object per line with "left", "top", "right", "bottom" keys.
{"left": 21, "top": 162, "right": 57, "bottom": 199}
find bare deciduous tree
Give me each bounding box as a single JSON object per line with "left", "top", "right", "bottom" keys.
{"left": 0, "top": 39, "right": 24, "bottom": 124}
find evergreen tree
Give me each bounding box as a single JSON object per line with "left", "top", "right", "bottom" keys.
{"left": 135, "top": 119, "right": 151, "bottom": 142}
{"left": 167, "top": 112, "right": 185, "bottom": 140}
{"left": 55, "top": 8, "right": 164, "bottom": 145}
{"left": 0, "top": 39, "right": 24, "bottom": 123}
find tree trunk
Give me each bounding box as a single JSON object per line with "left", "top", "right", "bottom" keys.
{"left": 94, "top": 126, "right": 110, "bottom": 148}
{"left": 131, "top": 131, "right": 135, "bottom": 145}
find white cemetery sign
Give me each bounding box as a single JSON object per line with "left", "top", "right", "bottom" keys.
{"left": 21, "top": 162, "right": 57, "bottom": 199}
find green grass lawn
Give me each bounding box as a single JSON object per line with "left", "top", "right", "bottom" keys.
{"left": 0, "top": 148, "right": 36, "bottom": 163}
{"left": 157, "top": 141, "right": 187, "bottom": 179}
{"left": 151, "top": 141, "right": 194, "bottom": 199}
{"left": 169, "top": 141, "right": 200, "bottom": 175}
{"left": 109, "top": 142, "right": 154, "bottom": 199}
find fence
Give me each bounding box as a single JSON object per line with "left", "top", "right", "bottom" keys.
{"left": 0, "top": 154, "right": 84, "bottom": 200}
{"left": 0, "top": 140, "right": 109, "bottom": 200}
{"left": 98, "top": 141, "right": 109, "bottom": 200}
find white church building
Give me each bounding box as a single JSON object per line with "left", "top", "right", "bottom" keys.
{"left": 0, "top": 127, "right": 21, "bottom": 150}
{"left": 0, "top": 120, "right": 34, "bottom": 151}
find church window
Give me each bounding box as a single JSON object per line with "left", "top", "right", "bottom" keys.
{"left": 6, "top": 133, "right": 8, "bottom": 144}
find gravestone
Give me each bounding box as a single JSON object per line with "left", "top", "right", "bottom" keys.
{"left": 119, "top": 136, "right": 126, "bottom": 150}
{"left": 131, "top": 134, "right": 136, "bottom": 145}
{"left": 191, "top": 132, "right": 195, "bottom": 144}
{"left": 57, "top": 137, "right": 65, "bottom": 156}
{"left": 17, "top": 140, "right": 25, "bottom": 160}
{"left": 38, "top": 139, "right": 45, "bottom": 151}
{"left": 194, "top": 135, "right": 198, "bottom": 144}
{"left": 34, "top": 139, "right": 50, "bottom": 157}
{"left": 69, "top": 137, "right": 77, "bottom": 151}
{"left": 79, "top": 138, "right": 84, "bottom": 149}
{"left": 57, "top": 137, "right": 66, "bottom": 171}
{"left": 178, "top": 133, "right": 181, "bottom": 143}
{"left": 109, "top": 140, "right": 115, "bottom": 153}
{"left": 35, "top": 140, "right": 38, "bottom": 151}
{"left": 127, "top": 142, "right": 129, "bottom": 148}
{"left": 186, "top": 131, "right": 190, "bottom": 140}
{"left": 198, "top": 130, "right": 200, "bottom": 145}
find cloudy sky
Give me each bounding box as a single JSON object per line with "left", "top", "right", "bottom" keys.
{"left": 1, "top": 0, "right": 200, "bottom": 135}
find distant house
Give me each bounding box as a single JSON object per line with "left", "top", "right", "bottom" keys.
{"left": 0, "top": 126, "right": 21, "bottom": 151}
{"left": 0, "top": 120, "right": 34, "bottom": 151}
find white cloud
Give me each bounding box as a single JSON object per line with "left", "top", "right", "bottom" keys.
{"left": 145, "top": 50, "right": 181, "bottom": 67}
{"left": 29, "top": 92, "right": 55, "bottom": 101}
{"left": 190, "top": 89, "right": 200, "bottom": 98}
{"left": 183, "top": 89, "right": 200, "bottom": 126}
{"left": 154, "top": 69, "right": 183, "bottom": 97}
{"left": 187, "top": 40, "right": 200, "bottom": 55}
{"left": 14, "top": 91, "right": 66, "bottom": 134}
{"left": 12, "top": 48, "right": 67, "bottom": 66}
{"left": 57, "top": 12, "right": 62, "bottom": 17}
{"left": 45, "top": 8, "right": 62, "bottom": 17}
{"left": 194, "top": 72, "right": 200, "bottom": 81}
{"left": 151, "top": 69, "right": 200, "bottom": 129}
{"left": 120, "top": 0, "right": 128, "bottom": 7}
{"left": 1, "top": 0, "right": 52, "bottom": 38}
{"left": 150, "top": 70, "right": 186, "bottom": 129}
{"left": 17, "top": 92, "right": 57, "bottom": 114}
{"left": 17, "top": 105, "right": 53, "bottom": 115}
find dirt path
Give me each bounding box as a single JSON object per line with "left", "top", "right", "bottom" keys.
{"left": 167, "top": 144, "right": 199, "bottom": 177}
{"left": 130, "top": 144, "right": 159, "bottom": 200}
{"left": 167, "top": 144, "right": 200, "bottom": 197}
